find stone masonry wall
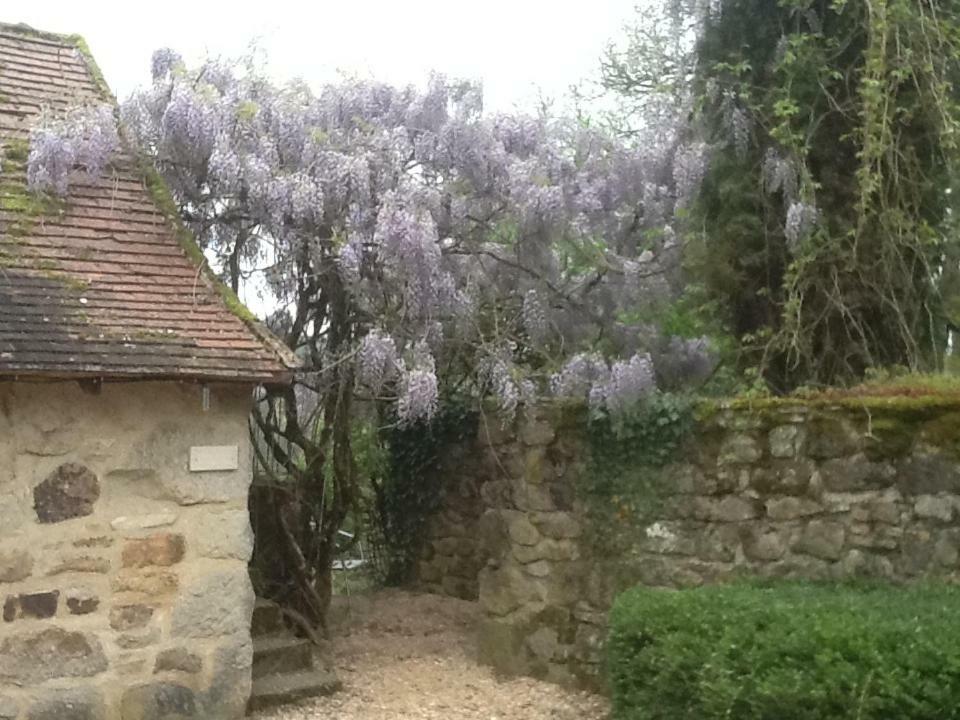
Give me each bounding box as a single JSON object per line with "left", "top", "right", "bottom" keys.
{"left": 416, "top": 399, "right": 960, "bottom": 688}
{"left": 0, "top": 380, "right": 256, "bottom": 720}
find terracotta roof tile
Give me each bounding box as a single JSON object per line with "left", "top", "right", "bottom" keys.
{"left": 0, "top": 23, "right": 297, "bottom": 384}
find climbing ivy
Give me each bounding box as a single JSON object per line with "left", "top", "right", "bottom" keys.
{"left": 371, "top": 399, "right": 478, "bottom": 585}
{"left": 581, "top": 393, "right": 696, "bottom": 548}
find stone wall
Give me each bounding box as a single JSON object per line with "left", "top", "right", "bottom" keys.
{"left": 415, "top": 398, "right": 960, "bottom": 687}
{"left": 0, "top": 380, "right": 256, "bottom": 720}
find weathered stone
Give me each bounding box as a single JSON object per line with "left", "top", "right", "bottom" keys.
{"left": 155, "top": 648, "right": 203, "bottom": 674}
{"left": 478, "top": 617, "right": 530, "bottom": 675}
{"left": 696, "top": 525, "right": 740, "bottom": 563}
{"left": 26, "top": 688, "right": 105, "bottom": 720}
{"left": 523, "top": 560, "right": 552, "bottom": 578}
{"left": 47, "top": 555, "right": 110, "bottom": 575}
{"left": 847, "top": 524, "right": 902, "bottom": 550}
{"left": 507, "top": 514, "right": 541, "bottom": 546}
{"left": 116, "top": 627, "right": 161, "bottom": 650}
{"left": 897, "top": 453, "right": 960, "bottom": 495}
{"left": 513, "top": 539, "right": 580, "bottom": 564}
{"left": 2, "top": 596, "right": 15, "bottom": 622}
{"left": 73, "top": 536, "right": 113, "bottom": 548}
{"left": 769, "top": 425, "right": 805, "bottom": 459}
{"left": 122, "top": 533, "right": 186, "bottom": 568}
{"left": 202, "top": 638, "right": 253, "bottom": 718}
{"left": 111, "top": 604, "right": 155, "bottom": 631}
{"left": 521, "top": 419, "right": 556, "bottom": 446}
{"left": 526, "top": 627, "right": 559, "bottom": 660}
{"left": 0, "top": 627, "right": 108, "bottom": 684}
{"left": 934, "top": 531, "right": 960, "bottom": 567}
{"left": 835, "top": 550, "right": 893, "bottom": 580}
{"left": 193, "top": 509, "right": 254, "bottom": 560}
{"left": 66, "top": 591, "right": 100, "bottom": 615}
{"left": 820, "top": 454, "right": 895, "bottom": 492}
{"left": 867, "top": 498, "right": 902, "bottom": 525}
{"left": 740, "top": 526, "right": 788, "bottom": 561}
{"left": 0, "top": 549, "right": 32, "bottom": 583}
{"left": 0, "top": 695, "right": 17, "bottom": 720}
{"left": 793, "top": 520, "right": 845, "bottom": 560}
{"left": 478, "top": 564, "right": 541, "bottom": 616}
{"left": 663, "top": 463, "right": 716, "bottom": 495}
{"left": 121, "top": 683, "right": 196, "bottom": 720}
{"left": 750, "top": 460, "right": 814, "bottom": 496}
{"left": 806, "top": 417, "right": 861, "bottom": 459}
{"left": 718, "top": 433, "right": 761, "bottom": 465}
{"left": 692, "top": 496, "right": 759, "bottom": 522}
{"left": 33, "top": 463, "right": 100, "bottom": 523}
{"left": 765, "top": 496, "right": 823, "bottom": 521}
{"left": 18, "top": 590, "right": 59, "bottom": 619}
{"left": 113, "top": 568, "right": 179, "bottom": 597}
{"left": 643, "top": 521, "right": 697, "bottom": 556}
{"left": 914, "top": 495, "right": 955, "bottom": 522}
{"left": 532, "top": 511, "right": 581, "bottom": 539}
{"left": 110, "top": 511, "right": 178, "bottom": 531}
{"left": 170, "top": 565, "right": 254, "bottom": 639}
{"left": 899, "top": 529, "right": 935, "bottom": 575}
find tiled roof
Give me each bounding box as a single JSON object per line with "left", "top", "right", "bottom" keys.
{"left": 0, "top": 22, "right": 297, "bottom": 384}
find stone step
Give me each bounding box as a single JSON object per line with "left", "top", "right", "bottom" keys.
{"left": 247, "top": 669, "right": 342, "bottom": 712}
{"left": 251, "top": 599, "right": 285, "bottom": 637}
{"left": 252, "top": 634, "right": 315, "bottom": 679}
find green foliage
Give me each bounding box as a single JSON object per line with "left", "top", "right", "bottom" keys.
{"left": 373, "top": 400, "right": 477, "bottom": 584}
{"left": 607, "top": 581, "right": 960, "bottom": 720}
{"left": 582, "top": 393, "right": 694, "bottom": 541}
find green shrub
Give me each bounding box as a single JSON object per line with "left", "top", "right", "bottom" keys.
{"left": 607, "top": 582, "right": 960, "bottom": 720}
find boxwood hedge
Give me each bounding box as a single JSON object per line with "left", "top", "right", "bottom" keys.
{"left": 607, "top": 582, "right": 960, "bottom": 720}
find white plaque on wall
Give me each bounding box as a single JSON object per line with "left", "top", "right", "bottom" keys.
{"left": 189, "top": 445, "right": 239, "bottom": 472}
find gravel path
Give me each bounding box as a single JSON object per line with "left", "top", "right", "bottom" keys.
{"left": 251, "top": 588, "right": 610, "bottom": 720}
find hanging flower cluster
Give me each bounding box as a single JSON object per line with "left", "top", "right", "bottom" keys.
{"left": 27, "top": 105, "right": 119, "bottom": 195}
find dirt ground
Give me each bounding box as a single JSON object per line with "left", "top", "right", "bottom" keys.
{"left": 251, "top": 588, "right": 610, "bottom": 720}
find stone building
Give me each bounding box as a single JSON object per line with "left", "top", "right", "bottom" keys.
{"left": 0, "top": 23, "right": 297, "bottom": 720}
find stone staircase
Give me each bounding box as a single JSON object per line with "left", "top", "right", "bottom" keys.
{"left": 247, "top": 599, "right": 341, "bottom": 713}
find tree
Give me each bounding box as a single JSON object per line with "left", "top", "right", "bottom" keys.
{"left": 606, "top": 0, "right": 960, "bottom": 389}
{"left": 25, "top": 50, "right": 713, "bottom": 629}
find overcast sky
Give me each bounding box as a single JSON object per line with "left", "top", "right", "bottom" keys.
{"left": 11, "top": 0, "right": 640, "bottom": 110}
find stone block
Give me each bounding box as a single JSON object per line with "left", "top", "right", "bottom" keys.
{"left": 478, "top": 565, "right": 541, "bottom": 616}
{"left": 806, "top": 417, "right": 861, "bottom": 459}
{"left": 33, "top": 463, "right": 100, "bottom": 523}
{"left": 194, "top": 509, "right": 254, "bottom": 561}
{"left": 66, "top": 591, "right": 100, "bottom": 615}
{"left": 170, "top": 565, "right": 254, "bottom": 639}
{"left": 26, "top": 688, "right": 105, "bottom": 720}
{"left": 740, "top": 525, "right": 788, "bottom": 561}
{"left": 794, "top": 520, "right": 845, "bottom": 561}
{"left": 110, "top": 511, "right": 178, "bottom": 531}
{"left": 769, "top": 424, "right": 805, "bottom": 458}
{"left": 122, "top": 533, "right": 186, "bottom": 568}
{"left": 765, "top": 497, "right": 823, "bottom": 521}
{"left": 750, "top": 460, "right": 814, "bottom": 496}
{"left": 897, "top": 453, "right": 960, "bottom": 495}
{"left": 718, "top": 433, "right": 761, "bottom": 465}
{"left": 47, "top": 554, "right": 110, "bottom": 576}
{"left": 531, "top": 511, "right": 581, "bottom": 539}
{"left": 526, "top": 627, "right": 559, "bottom": 661}
{"left": 120, "top": 683, "right": 196, "bottom": 720}
{"left": 914, "top": 495, "right": 955, "bottom": 522}
{"left": 477, "top": 617, "right": 530, "bottom": 675}
{"left": 663, "top": 463, "right": 716, "bottom": 495}
{"left": 0, "top": 549, "right": 32, "bottom": 583}
{"left": 110, "top": 604, "right": 155, "bottom": 631}
{"left": 820, "top": 455, "right": 895, "bottom": 492}
{"left": 155, "top": 648, "right": 203, "bottom": 674}
{"left": 0, "top": 627, "right": 108, "bottom": 684}
{"left": 18, "top": 590, "right": 59, "bottom": 619}
{"left": 835, "top": 550, "right": 893, "bottom": 580}
{"left": 692, "top": 496, "right": 760, "bottom": 522}
{"left": 201, "top": 638, "right": 252, "bottom": 719}
{"left": 113, "top": 568, "right": 178, "bottom": 597}
{"left": 506, "top": 513, "right": 541, "bottom": 546}
{"left": 513, "top": 539, "right": 580, "bottom": 564}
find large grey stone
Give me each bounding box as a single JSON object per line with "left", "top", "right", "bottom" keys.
{"left": 769, "top": 425, "right": 805, "bottom": 459}
{"left": 0, "top": 628, "right": 108, "bottom": 685}
{"left": 478, "top": 565, "right": 541, "bottom": 616}
{"left": 663, "top": 464, "right": 716, "bottom": 495}
{"left": 794, "top": 520, "right": 845, "bottom": 561}
{"left": 740, "top": 526, "right": 788, "bottom": 561}
{"left": 0, "top": 695, "right": 18, "bottom": 720}
{"left": 750, "top": 460, "right": 814, "bottom": 496}
{"left": 526, "top": 627, "right": 560, "bottom": 661}
{"left": 33, "top": 463, "right": 100, "bottom": 523}
{"left": 718, "top": 434, "right": 761, "bottom": 465}
{"left": 820, "top": 455, "right": 895, "bottom": 492}
{"left": 692, "top": 496, "right": 759, "bottom": 522}
{"left": 201, "top": 639, "right": 252, "bottom": 720}
{"left": 765, "top": 497, "right": 823, "bottom": 521}
{"left": 506, "top": 513, "right": 541, "bottom": 546}
{"left": 170, "top": 565, "right": 254, "bottom": 639}
{"left": 194, "top": 509, "right": 254, "bottom": 560}
{"left": 531, "top": 512, "right": 581, "bottom": 539}
{"left": 26, "top": 688, "right": 104, "bottom": 720}
{"left": 121, "top": 683, "right": 196, "bottom": 720}
{"left": 914, "top": 495, "right": 955, "bottom": 522}
{"left": 0, "top": 549, "right": 32, "bottom": 583}
{"left": 897, "top": 453, "right": 960, "bottom": 495}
